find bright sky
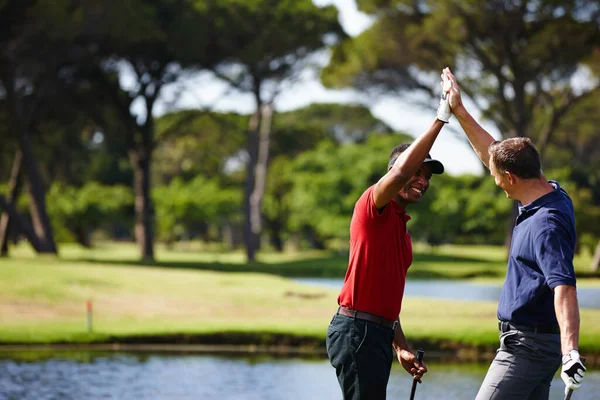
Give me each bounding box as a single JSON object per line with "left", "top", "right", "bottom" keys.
{"left": 138, "top": 0, "right": 505, "bottom": 176}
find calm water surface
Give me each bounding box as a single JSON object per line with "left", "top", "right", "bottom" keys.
{"left": 295, "top": 278, "right": 600, "bottom": 309}
{"left": 0, "top": 353, "right": 598, "bottom": 400}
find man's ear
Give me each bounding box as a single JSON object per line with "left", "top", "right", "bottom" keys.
{"left": 505, "top": 171, "right": 516, "bottom": 185}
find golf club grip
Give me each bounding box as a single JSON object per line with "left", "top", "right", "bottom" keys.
{"left": 408, "top": 349, "right": 425, "bottom": 400}
{"left": 564, "top": 357, "right": 586, "bottom": 400}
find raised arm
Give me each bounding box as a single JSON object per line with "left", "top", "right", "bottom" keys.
{"left": 443, "top": 67, "right": 495, "bottom": 169}
{"left": 372, "top": 118, "right": 445, "bottom": 209}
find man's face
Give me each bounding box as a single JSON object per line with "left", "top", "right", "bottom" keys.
{"left": 397, "top": 164, "right": 432, "bottom": 204}
{"left": 489, "top": 155, "right": 512, "bottom": 198}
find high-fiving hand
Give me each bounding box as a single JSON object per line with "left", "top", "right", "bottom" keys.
{"left": 440, "top": 67, "right": 463, "bottom": 113}
{"left": 436, "top": 70, "right": 452, "bottom": 123}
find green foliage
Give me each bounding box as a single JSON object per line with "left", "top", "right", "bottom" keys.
{"left": 1, "top": 247, "right": 599, "bottom": 350}
{"left": 154, "top": 110, "right": 248, "bottom": 184}
{"left": 262, "top": 155, "right": 295, "bottom": 248}
{"left": 152, "top": 176, "right": 242, "bottom": 243}
{"left": 325, "top": 0, "right": 600, "bottom": 139}
{"left": 2, "top": 0, "right": 598, "bottom": 258}
{"left": 323, "top": 0, "right": 459, "bottom": 91}
{"left": 289, "top": 133, "right": 411, "bottom": 243}
{"left": 274, "top": 103, "right": 393, "bottom": 147}
{"left": 321, "top": 0, "right": 600, "bottom": 254}
{"left": 46, "top": 182, "right": 134, "bottom": 243}
{"left": 211, "top": 0, "right": 345, "bottom": 77}
{"left": 545, "top": 167, "right": 600, "bottom": 253}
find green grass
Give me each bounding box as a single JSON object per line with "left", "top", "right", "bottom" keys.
{"left": 7, "top": 241, "right": 598, "bottom": 281}
{"left": 1, "top": 242, "right": 599, "bottom": 354}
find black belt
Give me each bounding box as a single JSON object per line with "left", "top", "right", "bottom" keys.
{"left": 338, "top": 307, "right": 398, "bottom": 329}
{"left": 499, "top": 321, "right": 560, "bottom": 334}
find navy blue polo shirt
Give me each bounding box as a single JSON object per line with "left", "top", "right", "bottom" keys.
{"left": 497, "top": 181, "right": 577, "bottom": 327}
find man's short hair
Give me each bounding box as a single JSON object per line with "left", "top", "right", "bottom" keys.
{"left": 489, "top": 137, "right": 542, "bottom": 179}
{"left": 389, "top": 143, "right": 412, "bottom": 163}
{"left": 388, "top": 143, "right": 444, "bottom": 174}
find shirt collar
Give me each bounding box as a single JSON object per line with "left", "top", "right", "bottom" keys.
{"left": 518, "top": 180, "right": 561, "bottom": 216}
{"left": 391, "top": 199, "right": 412, "bottom": 222}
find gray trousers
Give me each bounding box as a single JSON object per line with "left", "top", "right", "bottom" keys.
{"left": 475, "top": 328, "right": 561, "bottom": 400}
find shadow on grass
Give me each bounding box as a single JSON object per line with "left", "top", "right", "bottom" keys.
{"left": 408, "top": 269, "right": 502, "bottom": 279}
{"left": 72, "top": 250, "right": 502, "bottom": 280}
{"left": 78, "top": 256, "right": 349, "bottom": 278}
{"left": 412, "top": 253, "right": 491, "bottom": 264}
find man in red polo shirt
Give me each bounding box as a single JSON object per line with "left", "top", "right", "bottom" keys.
{"left": 326, "top": 100, "right": 449, "bottom": 399}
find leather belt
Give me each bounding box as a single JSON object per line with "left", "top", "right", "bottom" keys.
{"left": 338, "top": 306, "right": 397, "bottom": 329}
{"left": 499, "top": 320, "right": 560, "bottom": 334}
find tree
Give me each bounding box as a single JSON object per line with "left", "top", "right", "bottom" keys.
{"left": 153, "top": 110, "right": 248, "bottom": 184}
{"left": 323, "top": 0, "right": 600, "bottom": 248}
{"left": 155, "top": 103, "right": 392, "bottom": 251}
{"left": 0, "top": 0, "right": 93, "bottom": 255}
{"left": 264, "top": 103, "right": 393, "bottom": 250}
{"left": 153, "top": 176, "right": 241, "bottom": 245}
{"left": 209, "top": 0, "right": 345, "bottom": 262}
{"left": 290, "top": 133, "right": 411, "bottom": 248}
{"left": 541, "top": 93, "right": 600, "bottom": 270}
{"left": 82, "top": 0, "right": 224, "bottom": 260}
{"left": 46, "top": 182, "right": 134, "bottom": 246}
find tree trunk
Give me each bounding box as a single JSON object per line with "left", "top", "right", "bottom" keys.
{"left": 243, "top": 102, "right": 262, "bottom": 263}
{"left": 268, "top": 221, "right": 284, "bottom": 252}
{"left": 74, "top": 223, "right": 91, "bottom": 248}
{"left": 130, "top": 148, "right": 154, "bottom": 261}
{"left": 304, "top": 225, "right": 326, "bottom": 250}
{"left": 2, "top": 67, "right": 57, "bottom": 254}
{"left": 19, "top": 126, "right": 57, "bottom": 255}
{"left": 591, "top": 239, "right": 600, "bottom": 272}
{"left": 0, "top": 150, "right": 23, "bottom": 256}
{"left": 0, "top": 195, "right": 43, "bottom": 252}
{"left": 250, "top": 104, "right": 273, "bottom": 246}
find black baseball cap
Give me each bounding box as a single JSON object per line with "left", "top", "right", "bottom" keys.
{"left": 387, "top": 154, "right": 444, "bottom": 174}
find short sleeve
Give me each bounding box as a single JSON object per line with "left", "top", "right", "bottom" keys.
{"left": 354, "top": 185, "right": 390, "bottom": 224}
{"left": 534, "top": 217, "right": 576, "bottom": 289}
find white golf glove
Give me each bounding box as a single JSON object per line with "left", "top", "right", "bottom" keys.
{"left": 437, "top": 93, "right": 451, "bottom": 123}
{"left": 437, "top": 70, "right": 452, "bottom": 123}
{"left": 561, "top": 349, "right": 586, "bottom": 393}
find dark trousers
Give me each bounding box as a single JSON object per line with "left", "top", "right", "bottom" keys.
{"left": 326, "top": 312, "right": 395, "bottom": 400}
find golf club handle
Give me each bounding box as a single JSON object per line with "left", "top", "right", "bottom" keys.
{"left": 408, "top": 348, "right": 425, "bottom": 400}
{"left": 417, "top": 348, "right": 424, "bottom": 363}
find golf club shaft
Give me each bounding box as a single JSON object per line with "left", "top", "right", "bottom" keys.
{"left": 408, "top": 348, "right": 424, "bottom": 400}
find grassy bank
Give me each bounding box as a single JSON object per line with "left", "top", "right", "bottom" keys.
{"left": 1, "top": 243, "right": 599, "bottom": 357}
{"left": 7, "top": 241, "right": 600, "bottom": 280}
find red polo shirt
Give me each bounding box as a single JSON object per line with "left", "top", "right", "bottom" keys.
{"left": 337, "top": 185, "right": 413, "bottom": 321}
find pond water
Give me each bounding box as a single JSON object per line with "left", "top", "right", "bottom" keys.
{"left": 295, "top": 278, "right": 600, "bottom": 309}
{"left": 0, "top": 353, "right": 598, "bottom": 400}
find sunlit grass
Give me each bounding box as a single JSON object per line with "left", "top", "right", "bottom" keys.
{"left": 1, "top": 251, "right": 600, "bottom": 353}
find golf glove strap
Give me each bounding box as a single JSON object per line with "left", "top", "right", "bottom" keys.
{"left": 561, "top": 349, "right": 586, "bottom": 392}
{"left": 437, "top": 94, "right": 451, "bottom": 123}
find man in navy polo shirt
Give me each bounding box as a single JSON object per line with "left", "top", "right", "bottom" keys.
{"left": 443, "top": 67, "right": 586, "bottom": 399}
